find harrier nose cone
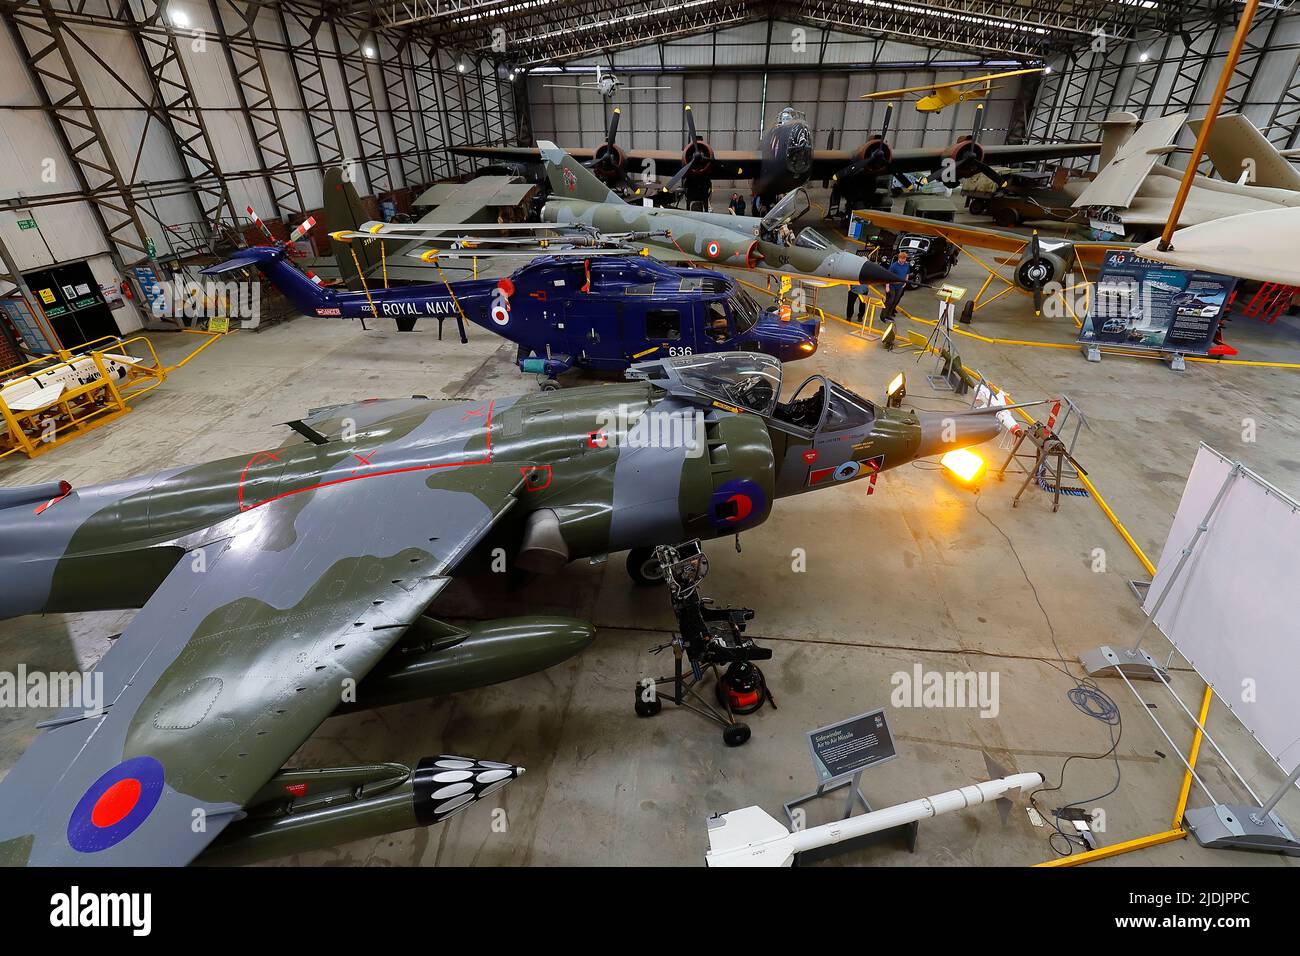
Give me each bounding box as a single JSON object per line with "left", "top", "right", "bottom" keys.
{"left": 915, "top": 410, "right": 1002, "bottom": 460}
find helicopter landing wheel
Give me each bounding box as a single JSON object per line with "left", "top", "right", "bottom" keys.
{"left": 539, "top": 379, "right": 561, "bottom": 392}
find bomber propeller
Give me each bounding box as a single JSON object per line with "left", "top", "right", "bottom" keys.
{"left": 929, "top": 104, "right": 1010, "bottom": 189}
{"left": 588, "top": 107, "right": 626, "bottom": 183}
{"left": 833, "top": 104, "right": 896, "bottom": 184}
{"left": 665, "top": 104, "right": 714, "bottom": 197}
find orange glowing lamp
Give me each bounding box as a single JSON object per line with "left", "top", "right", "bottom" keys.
{"left": 940, "top": 448, "right": 986, "bottom": 484}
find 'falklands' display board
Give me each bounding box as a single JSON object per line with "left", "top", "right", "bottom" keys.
{"left": 1079, "top": 250, "right": 1237, "bottom": 356}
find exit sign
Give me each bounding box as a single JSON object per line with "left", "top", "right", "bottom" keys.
{"left": 17, "top": 218, "right": 36, "bottom": 230}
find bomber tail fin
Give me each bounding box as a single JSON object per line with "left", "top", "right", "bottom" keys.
{"left": 323, "top": 166, "right": 381, "bottom": 289}
{"left": 539, "top": 140, "right": 626, "bottom": 205}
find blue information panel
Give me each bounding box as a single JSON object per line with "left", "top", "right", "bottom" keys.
{"left": 1079, "top": 250, "right": 1238, "bottom": 356}
{"left": 1, "top": 297, "right": 56, "bottom": 354}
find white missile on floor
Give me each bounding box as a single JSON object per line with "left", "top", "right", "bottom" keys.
{"left": 0, "top": 353, "right": 140, "bottom": 413}
{"left": 704, "top": 772, "right": 1043, "bottom": 867}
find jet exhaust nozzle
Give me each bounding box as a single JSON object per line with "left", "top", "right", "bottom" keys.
{"left": 914, "top": 409, "right": 1002, "bottom": 460}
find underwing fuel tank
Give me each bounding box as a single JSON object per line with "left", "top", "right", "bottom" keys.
{"left": 335, "top": 615, "right": 596, "bottom": 712}
{"left": 197, "top": 757, "right": 523, "bottom": 865}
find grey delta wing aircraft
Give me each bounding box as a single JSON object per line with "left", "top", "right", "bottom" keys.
{"left": 533, "top": 141, "right": 898, "bottom": 286}
{"left": 0, "top": 353, "right": 1013, "bottom": 865}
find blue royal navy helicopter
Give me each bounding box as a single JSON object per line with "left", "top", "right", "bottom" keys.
{"left": 202, "top": 244, "right": 819, "bottom": 388}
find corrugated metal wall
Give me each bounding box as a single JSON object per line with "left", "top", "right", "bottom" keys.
{"left": 0, "top": 0, "right": 516, "bottom": 336}
{"left": 1027, "top": 8, "right": 1300, "bottom": 170}
{"left": 526, "top": 22, "right": 1025, "bottom": 161}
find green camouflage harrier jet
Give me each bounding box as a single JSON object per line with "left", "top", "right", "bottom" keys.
{"left": 0, "top": 354, "right": 1009, "bottom": 865}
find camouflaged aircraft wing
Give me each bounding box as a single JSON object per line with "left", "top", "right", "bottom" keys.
{"left": 0, "top": 460, "right": 527, "bottom": 866}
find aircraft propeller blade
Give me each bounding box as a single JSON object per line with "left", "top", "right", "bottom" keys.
{"left": 881, "top": 103, "right": 894, "bottom": 141}
{"left": 971, "top": 103, "right": 985, "bottom": 144}
{"left": 606, "top": 107, "right": 621, "bottom": 148}
{"left": 665, "top": 106, "right": 710, "bottom": 195}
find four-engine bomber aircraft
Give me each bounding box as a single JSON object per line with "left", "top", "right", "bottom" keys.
{"left": 452, "top": 105, "right": 1100, "bottom": 208}
{"left": 0, "top": 353, "right": 1009, "bottom": 865}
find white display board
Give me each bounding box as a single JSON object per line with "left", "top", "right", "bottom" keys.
{"left": 1144, "top": 444, "right": 1300, "bottom": 773}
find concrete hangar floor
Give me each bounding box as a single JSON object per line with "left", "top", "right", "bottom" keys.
{"left": 1, "top": 192, "right": 1297, "bottom": 868}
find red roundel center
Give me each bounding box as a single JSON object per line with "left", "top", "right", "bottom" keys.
{"left": 91, "top": 778, "right": 142, "bottom": 828}
{"left": 727, "top": 494, "right": 753, "bottom": 522}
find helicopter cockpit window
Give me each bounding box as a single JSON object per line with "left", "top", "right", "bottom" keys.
{"left": 729, "top": 288, "right": 761, "bottom": 334}
{"left": 706, "top": 302, "right": 730, "bottom": 344}
{"left": 822, "top": 383, "right": 876, "bottom": 432}
{"left": 795, "top": 227, "right": 833, "bottom": 251}
{"left": 669, "top": 353, "right": 783, "bottom": 416}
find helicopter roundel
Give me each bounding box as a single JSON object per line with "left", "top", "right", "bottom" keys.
{"left": 705, "top": 241, "right": 721, "bottom": 259}
{"left": 490, "top": 279, "right": 513, "bottom": 326}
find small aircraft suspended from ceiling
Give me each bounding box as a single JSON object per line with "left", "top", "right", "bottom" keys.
{"left": 543, "top": 64, "right": 669, "bottom": 99}
{"left": 861, "top": 67, "right": 1047, "bottom": 114}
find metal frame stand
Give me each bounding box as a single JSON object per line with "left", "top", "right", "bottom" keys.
{"left": 1081, "top": 462, "right": 1240, "bottom": 681}
{"left": 640, "top": 640, "right": 757, "bottom": 740}
{"left": 783, "top": 771, "right": 918, "bottom": 864}
{"left": 1184, "top": 765, "right": 1300, "bottom": 856}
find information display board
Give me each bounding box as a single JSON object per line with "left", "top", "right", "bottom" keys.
{"left": 1078, "top": 250, "right": 1237, "bottom": 356}
{"left": 1145, "top": 445, "right": 1300, "bottom": 773}
{"left": 0, "top": 297, "right": 57, "bottom": 354}
{"left": 806, "top": 708, "right": 897, "bottom": 783}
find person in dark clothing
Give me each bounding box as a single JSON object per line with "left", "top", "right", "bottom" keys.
{"left": 882, "top": 252, "right": 911, "bottom": 321}
{"left": 846, "top": 282, "right": 870, "bottom": 321}
{"left": 728, "top": 193, "right": 747, "bottom": 216}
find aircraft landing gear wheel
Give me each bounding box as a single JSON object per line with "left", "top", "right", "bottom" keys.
{"left": 626, "top": 547, "right": 665, "bottom": 586}
{"left": 539, "top": 379, "right": 560, "bottom": 392}
{"left": 634, "top": 686, "right": 662, "bottom": 717}
{"left": 723, "top": 723, "right": 751, "bottom": 747}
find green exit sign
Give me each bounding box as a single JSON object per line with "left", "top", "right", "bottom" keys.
{"left": 17, "top": 218, "right": 36, "bottom": 230}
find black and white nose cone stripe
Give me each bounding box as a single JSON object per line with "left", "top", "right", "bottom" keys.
{"left": 413, "top": 756, "right": 525, "bottom": 825}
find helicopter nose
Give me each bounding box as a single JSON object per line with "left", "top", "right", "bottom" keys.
{"left": 915, "top": 410, "right": 1002, "bottom": 460}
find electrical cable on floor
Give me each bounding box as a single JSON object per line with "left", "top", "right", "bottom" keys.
{"left": 973, "top": 493, "right": 1124, "bottom": 858}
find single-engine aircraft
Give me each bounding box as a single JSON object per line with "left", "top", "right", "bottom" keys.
{"left": 201, "top": 246, "right": 819, "bottom": 385}
{"left": 0, "top": 353, "right": 1015, "bottom": 865}
{"left": 542, "top": 64, "right": 668, "bottom": 99}
{"left": 860, "top": 68, "right": 1047, "bottom": 114}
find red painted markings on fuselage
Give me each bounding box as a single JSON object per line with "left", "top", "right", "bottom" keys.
{"left": 237, "top": 401, "right": 496, "bottom": 512}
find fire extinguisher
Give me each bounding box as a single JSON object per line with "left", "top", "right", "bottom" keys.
{"left": 120, "top": 280, "right": 133, "bottom": 301}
